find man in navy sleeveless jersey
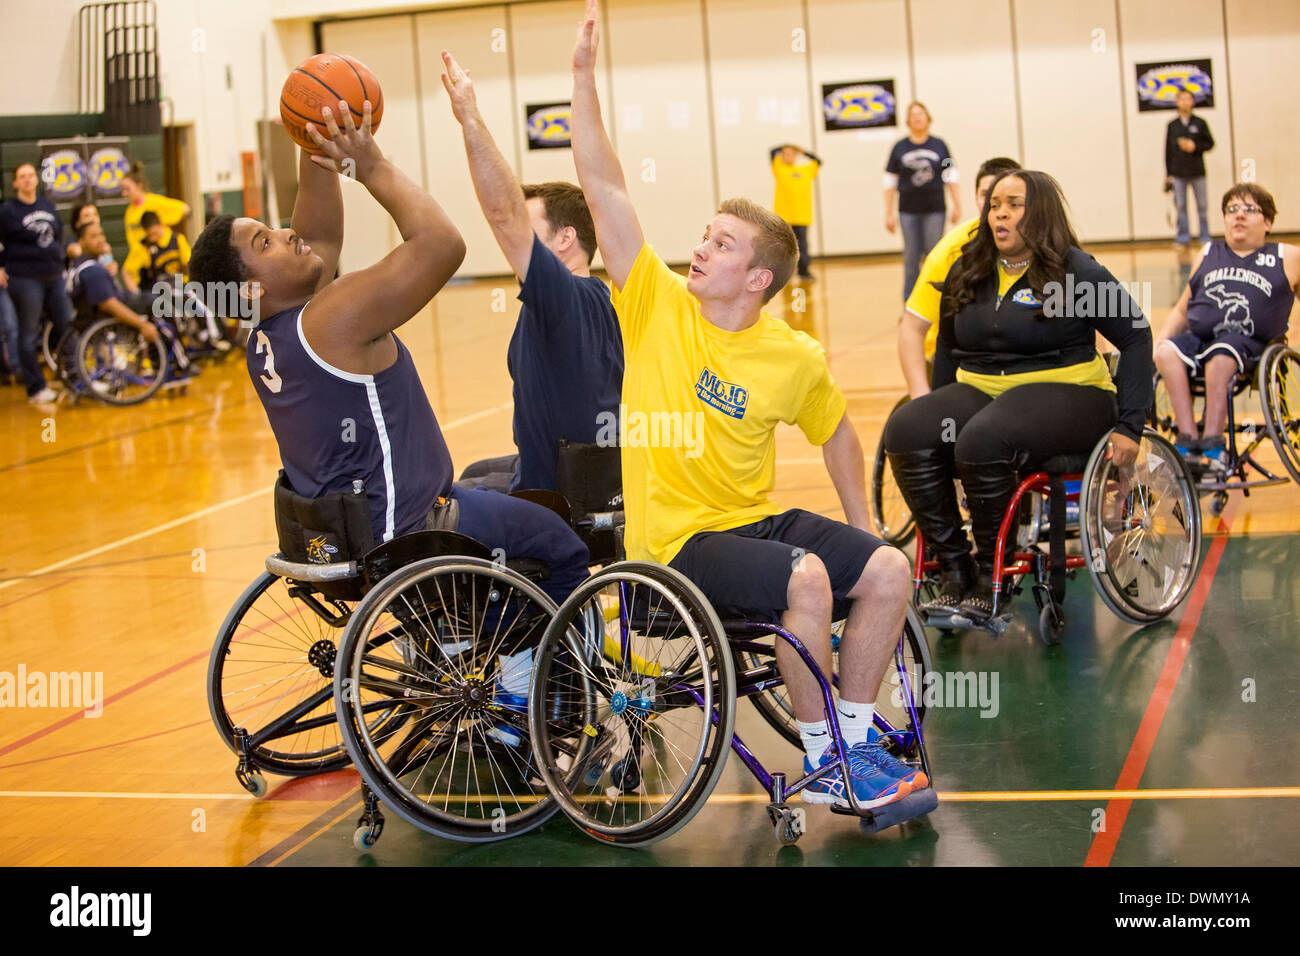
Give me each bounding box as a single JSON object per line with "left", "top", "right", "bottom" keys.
{"left": 188, "top": 98, "right": 589, "bottom": 618}
{"left": 441, "top": 49, "right": 622, "bottom": 495}
{"left": 1156, "top": 182, "right": 1300, "bottom": 473}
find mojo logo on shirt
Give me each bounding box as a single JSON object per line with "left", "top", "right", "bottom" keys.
{"left": 695, "top": 368, "right": 748, "bottom": 419}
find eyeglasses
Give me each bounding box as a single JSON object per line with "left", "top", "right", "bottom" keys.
{"left": 1225, "top": 204, "right": 1262, "bottom": 216}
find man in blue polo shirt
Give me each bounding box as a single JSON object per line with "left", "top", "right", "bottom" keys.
{"left": 440, "top": 49, "right": 622, "bottom": 495}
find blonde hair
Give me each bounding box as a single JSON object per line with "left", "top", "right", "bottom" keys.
{"left": 718, "top": 197, "right": 797, "bottom": 303}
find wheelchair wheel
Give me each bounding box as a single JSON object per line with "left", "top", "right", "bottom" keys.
{"left": 335, "top": 556, "right": 562, "bottom": 843}
{"left": 1079, "top": 428, "right": 1202, "bottom": 625}
{"left": 208, "top": 571, "right": 388, "bottom": 778}
{"left": 743, "top": 608, "right": 932, "bottom": 753}
{"left": 42, "top": 319, "right": 58, "bottom": 372}
{"left": 1260, "top": 344, "right": 1300, "bottom": 485}
{"left": 76, "top": 318, "right": 168, "bottom": 405}
{"left": 870, "top": 397, "right": 916, "bottom": 546}
{"left": 529, "top": 561, "right": 736, "bottom": 847}
{"left": 1149, "top": 372, "right": 1177, "bottom": 436}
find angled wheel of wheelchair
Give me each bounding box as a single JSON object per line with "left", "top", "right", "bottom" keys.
{"left": 743, "top": 607, "right": 932, "bottom": 756}
{"left": 870, "top": 397, "right": 916, "bottom": 546}
{"left": 76, "top": 317, "right": 168, "bottom": 406}
{"left": 208, "top": 571, "right": 397, "bottom": 778}
{"left": 1079, "top": 428, "right": 1203, "bottom": 625}
{"left": 334, "top": 556, "right": 563, "bottom": 843}
{"left": 529, "top": 561, "right": 736, "bottom": 847}
{"left": 1260, "top": 343, "right": 1300, "bottom": 485}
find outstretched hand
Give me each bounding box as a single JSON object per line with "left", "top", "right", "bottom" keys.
{"left": 307, "top": 99, "right": 383, "bottom": 182}
{"left": 440, "top": 50, "right": 479, "bottom": 123}
{"left": 573, "top": 0, "right": 599, "bottom": 73}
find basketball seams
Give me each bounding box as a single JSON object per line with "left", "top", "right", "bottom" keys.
{"left": 292, "top": 66, "right": 366, "bottom": 120}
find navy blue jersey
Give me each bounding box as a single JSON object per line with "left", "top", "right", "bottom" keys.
{"left": 507, "top": 235, "right": 623, "bottom": 491}
{"left": 0, "top": 196, "right": 65, "bottom": 278}
{"left": 885, "top": 136, "right": 952, "bottom": 214}
{"left": 1186, "top": 241, "right": 1294, "bottom": 343}
{"left": 66, "top": 255, "right": 121, "bottom": 313}
{"left": 248, "top": 303, "right": 453, "bottom": 542}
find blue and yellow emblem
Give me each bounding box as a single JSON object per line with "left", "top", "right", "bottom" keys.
{"left": 823, "top": 84, "right": 895, "bottom": 129}
{"left": 1012, "top": 288, "right": 1043, "bottom": 307}
{"left": 695, "top": 368, "right": 748, "bottom": 420}
{"left": 306, "top": 535, "right": 339, "bottom": 564}
{"left": 526, "top": 103, "right": 572, "bottom": 149}
{"left": 1136, "top": 63, "right": 1212, "bottom": 108}
{"left": 89, "top": 147, "right": 130, "bottom": 196}
{"left": 41, "top": 149, "right": 87, "bottom": 200}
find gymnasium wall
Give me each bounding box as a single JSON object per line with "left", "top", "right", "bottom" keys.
{"left": 2, "top": 0, "right": 1298, "bottom": 274}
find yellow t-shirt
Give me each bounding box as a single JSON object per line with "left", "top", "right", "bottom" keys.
{"left": 123, "top": 226, "right": 191, "bottom": 286}
{"left": 955, "top": 264, "right": 1116, "bottom": 397}
{"left": 905, "top": 216, "right": 979, "bottom": 360}
{"left": 771, "top": 157, "right": 820, "bottom": 226}
{"left": 123, "top": 193, "right": 188, "bottom": 259}
{"left": 612, "top": 243, "right": 847, "bottom": 564}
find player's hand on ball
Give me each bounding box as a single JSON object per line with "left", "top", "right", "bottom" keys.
{"left": 307, "top": 99, "right": 382, "bottom": 181}
{"left": 440, "top": 51, "right": 478, "bottom": 122}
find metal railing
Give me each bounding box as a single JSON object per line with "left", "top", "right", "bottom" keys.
{"left": 78, "top": 1, "right": 160, "bottom": 134}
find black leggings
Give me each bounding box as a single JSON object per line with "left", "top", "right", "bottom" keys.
{"left": 883, "top": 382, "right": 1118, "bottom": 468}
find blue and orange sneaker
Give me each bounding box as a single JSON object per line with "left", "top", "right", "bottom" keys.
{"left": 800, "top": 744, "right": 910, "bottom": 810}
{"left": 855, "top": 728, "right": 929, "bottom": 790}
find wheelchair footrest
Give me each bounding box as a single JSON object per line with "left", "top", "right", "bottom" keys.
{"left": 857, "top": 787, "right": 940, "bottom": 833}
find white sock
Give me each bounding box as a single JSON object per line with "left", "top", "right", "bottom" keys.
{"left": 798, "top": 719, "right": 830, "bottom": 764}
{"left": 836, "top": 698, "right": 876, "bottom": 748}
{"left": 497, "top": 648, "right": 533, "bottom": 698}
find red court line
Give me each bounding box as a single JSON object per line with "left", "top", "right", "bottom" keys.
{"left": 0, "top": 578, "right": 75, "bottom": 611}
{"left": 0, "top": 650, "right": 208, "bottom": 759}
{"left": 0, "top": 720, "right": 208, "bottom": 771}
{"left": 1083, "top": 510, "right": 1233, "bottom": 867}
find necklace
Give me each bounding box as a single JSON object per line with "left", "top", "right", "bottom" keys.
{"left": 999, "top": 256, "right": 1030, "bottom": 270}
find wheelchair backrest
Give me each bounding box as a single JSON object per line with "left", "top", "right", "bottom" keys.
{"left": 555, "top": 440, "right": 623, "bottom": 564}
{"left": 273, "top": 470, "right": 375, "bottom": 569}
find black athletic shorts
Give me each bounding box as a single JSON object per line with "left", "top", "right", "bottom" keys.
{"left": 667, "top": 509, "right": 889, "bottom": 622}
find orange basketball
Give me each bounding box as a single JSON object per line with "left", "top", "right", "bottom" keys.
{"left": 280, "top": 53, "right": 384, "bottom": 155}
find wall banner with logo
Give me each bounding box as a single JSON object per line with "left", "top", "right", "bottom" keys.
{"left": 1135, "top": 59, "right": 1214, "bottom": 111}
{"left": 822, "top": 80, "right": 896, "bottom": 131}
{"left": 525, "top": 101, "right": 572, "bottom": 150}
{"left": 38, "top": 137, "right": 131, "bottom": 209}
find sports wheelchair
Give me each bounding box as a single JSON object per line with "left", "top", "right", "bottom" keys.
{"left": 871, "top": 399, "right": 1203, "bottom": 645}
{"left": 1150, "top": 340, "right": 1300, "bottom": 516}
{"left": 49, "top": 311, "right": 175, "bottom": 406}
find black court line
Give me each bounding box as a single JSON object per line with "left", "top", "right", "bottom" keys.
{"left": 247, "top": 793, "right": 362, "bottom": 867}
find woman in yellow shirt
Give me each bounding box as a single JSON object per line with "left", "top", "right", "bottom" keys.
{"left": 770, "top": 144, "right": 820, "bottom": 280}
{"left": 120, "top": 163, "right": 189, "bottom": 293}
{"left": 882, "top": 170, "right": 1152, "bottom": 624}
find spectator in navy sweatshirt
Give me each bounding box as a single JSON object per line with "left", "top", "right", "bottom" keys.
{"left": 0, "top": 163, "right": 75, "bottom": 402}
{"left": 1165, "top": 89, "right": 1215, "bottom": 247}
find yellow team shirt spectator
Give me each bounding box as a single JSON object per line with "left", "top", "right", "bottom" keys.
{"left": 123, "top": 225, "right": 191, "bottom": 288}
{"left": 123, "top": 193, "right": 188, "bottom": 260}
{"left": 770, "top": 148, "right": 821, "bottom": 227}
{"left": 611, "top": 243, "right": 847, "bottom": 564}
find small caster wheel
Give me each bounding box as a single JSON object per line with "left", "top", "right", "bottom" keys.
{"left": 353, "top": 826, "right": 379, "bottom": 852}
{"left": 1038, "top": 602, "right": 1064, "bottom": 646}
{"left": 773, "top": 809, "right": 804, "bottom": 846}
{"left": 1210, "top": 492, "right": 1228, "bottom": 516}
{"left": 610, "top": 752, "right": 641, "bottom": 793}
{"left": 237, "top": 769, "right": 268, "bottom": 798}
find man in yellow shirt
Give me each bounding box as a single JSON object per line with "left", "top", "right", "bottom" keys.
{"left": 570, "top": 0, "right": 926, "bottom": 815}
{"left": 897, "top": 156, "right": 1022, "bottom": 397}
{"left": 770, "top": 144, "right": 821, "bottom": 280}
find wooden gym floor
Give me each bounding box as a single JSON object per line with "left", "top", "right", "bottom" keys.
{"left": 1, "top": 242, "right": 1296, "bottom": 866}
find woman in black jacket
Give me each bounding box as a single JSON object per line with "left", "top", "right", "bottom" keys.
{"left": 0, "top": 163, "right": 75, "bottom": 401}
{"left": 883, "top": 170, "right": 1152, "bottom": 623}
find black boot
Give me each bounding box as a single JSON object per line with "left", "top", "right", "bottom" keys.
{"left": 954, "top": 457, "right": 1020, "bottom": 624}
{"left": 887, "top": 448, "right": 975, "bottom": 613}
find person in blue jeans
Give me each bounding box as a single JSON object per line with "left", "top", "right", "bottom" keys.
{"left": 0, "top": 286, "right": 20, "bottom": 383}
{"left": 0, "top": 163, "right": 75, "bottom": 402}
{"left": 1165, "top": 89, "right": 1215, "bottom": 246}
{"left": 884, "top": 102, "right": 961, "bottom": 299}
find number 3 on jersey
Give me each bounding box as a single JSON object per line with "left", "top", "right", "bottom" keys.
{"left": 254, "top": 330, "right": 284, "bottom": 393}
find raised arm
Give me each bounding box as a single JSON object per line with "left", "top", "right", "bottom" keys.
{"left": 570, "top": 0, "right": 642, "bottom": 288}
{"left": 290, "top": 146, "right": 344, "bottom": 290}
{"left": 305, "top": 101, "right": 466, "bottom": 350}
{"left": 821, "top": 413, "right": 870, "bottom": 531}
{"left": 441, "top": 50, "right": 534, "bottom": 281}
